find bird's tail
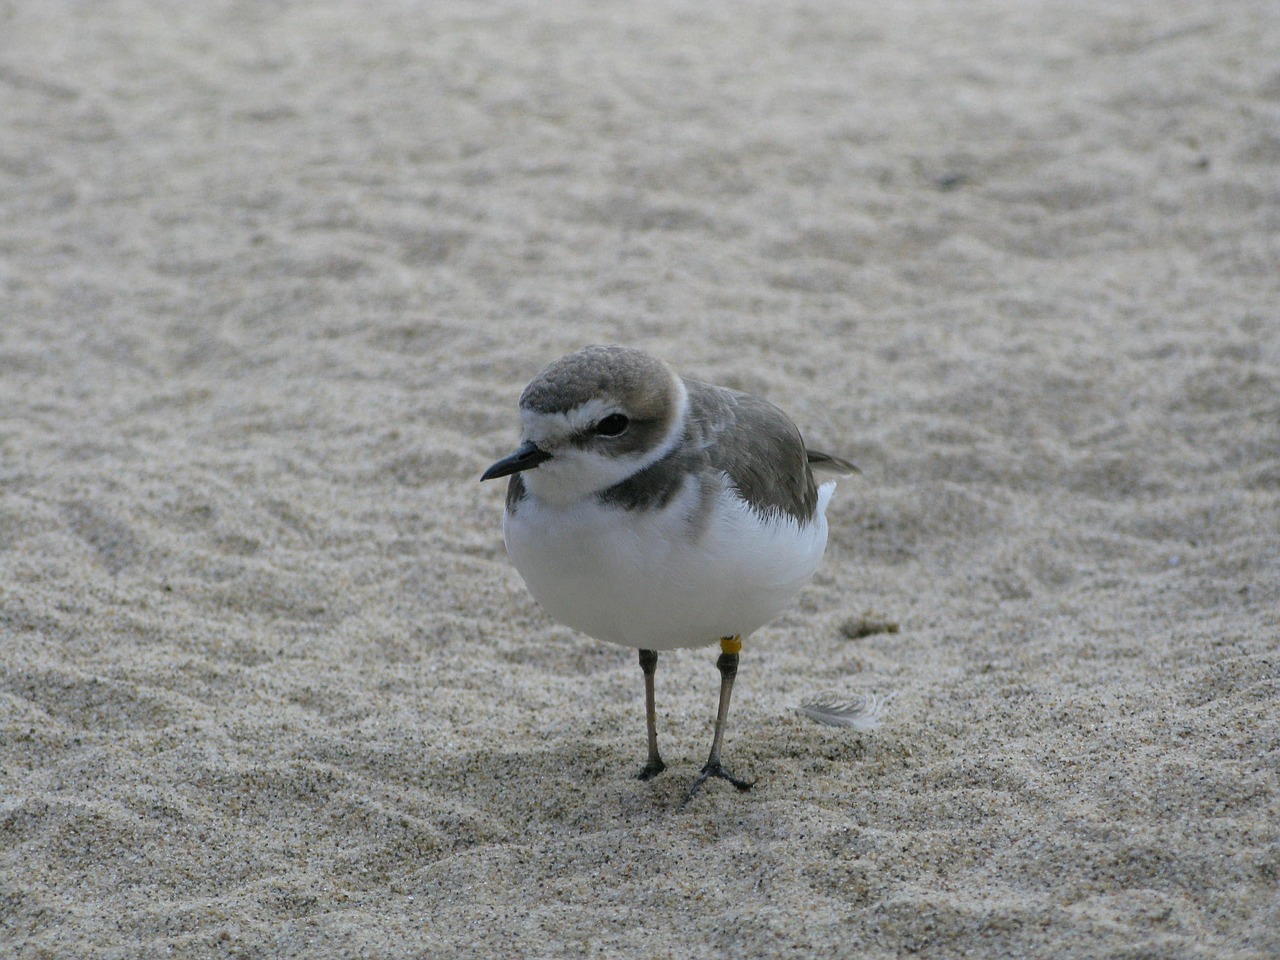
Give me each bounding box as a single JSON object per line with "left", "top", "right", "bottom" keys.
{"left": 806, "top": 450, "right": 860, "bottom": 476}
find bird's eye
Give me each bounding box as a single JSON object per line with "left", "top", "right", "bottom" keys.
{"left": 594, "top": 413, "right": 630, "bottom": 437}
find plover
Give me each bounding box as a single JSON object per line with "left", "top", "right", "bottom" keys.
{"left": 481, "top": 345, "right": 857, "bottom": 797}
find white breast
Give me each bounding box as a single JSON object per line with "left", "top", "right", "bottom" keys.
{"left": 503, "top": 474, "right": 835, "bottom": 650}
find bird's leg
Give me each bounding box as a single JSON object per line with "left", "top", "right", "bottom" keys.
{"left": 636, "top": 648, "right": 666, "bottom": 780}
{"left": 687, "top": 636, "right": 756, "bottom": 799}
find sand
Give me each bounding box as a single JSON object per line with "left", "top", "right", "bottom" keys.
{"left": 2, "top": 0, "right": 1278, "bottom": 956}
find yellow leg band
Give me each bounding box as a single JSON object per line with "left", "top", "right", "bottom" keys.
{"left": 720, "top": 635, "right": 742, "bottom": 655}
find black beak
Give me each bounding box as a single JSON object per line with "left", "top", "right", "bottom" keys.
{"left": 480, "top": 441, "right": 552, "bottom": 481}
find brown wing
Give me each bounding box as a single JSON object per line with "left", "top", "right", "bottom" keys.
{"left": 683, "top": 379, "right": 818, "bottom": 523}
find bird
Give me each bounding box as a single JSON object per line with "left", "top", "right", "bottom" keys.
{"left": 481, "top": 345, "right": 857, "bottom": 798}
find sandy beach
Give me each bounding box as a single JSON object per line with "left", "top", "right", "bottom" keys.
{"left": 2, "top": 0, "right": 1278, "bottom": 956}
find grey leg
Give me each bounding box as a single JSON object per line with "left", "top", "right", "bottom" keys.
{"left": 636, "top": 648, "right": 666, "bottom": 780}
{"left": 687, "top": 637, "right": 755, "bottom": 799}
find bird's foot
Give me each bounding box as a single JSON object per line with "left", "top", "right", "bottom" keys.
{"left": 636, "top": 757, "right": 667, "bottom": 781}
{"left": 685, "top": 760, "right": 755, "bottom": 801}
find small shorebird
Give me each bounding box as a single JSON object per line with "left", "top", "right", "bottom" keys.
{"left": 482, "top": 345, "right": 857, "bottom": 797}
